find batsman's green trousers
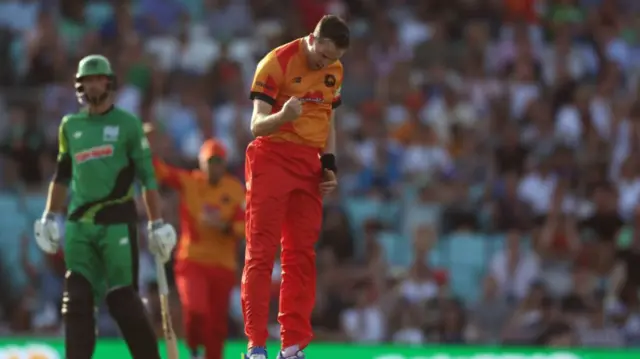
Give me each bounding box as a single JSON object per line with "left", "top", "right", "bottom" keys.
{"left": 64, "top": 221, "right": 140, "bottom": 302}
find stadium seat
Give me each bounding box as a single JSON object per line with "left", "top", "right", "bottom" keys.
{"left": 0, "top": 193, "right": 18, "bottom": 216}
{"left": 376, "top": 231, "right": 411, "bottom": 268}
{"left": 403, "top": 203, "right": 442, "bottom": 238}
{"left": 426, "top": 242, "right": 446, "bottom": 268}
{"left": 344, "top": 198, "right": 385, "bottom": 235}
{"left": 401, "top": 185, "right": 419, "bottom": 205}
{"left": 379, "top": 200, "right": 402, "bottom": 230}
{"left": 9, "top": 37, "right": 26, "bottom": 76}
{"left": 486, "top": 232, "right": 532, "bottom": 253}
{"left": 0, "top": 194, "right": 24, "bottom": 239}
{"left": 440, "top": 233, "right": 490, "bottom": 304}
{"left": 84, "top": 2, "right": 114, "bottom": 27}
{"left": 0, "top": 195, "right": 28, "bottom": 289}
{"left": 393, "top": 233, "right": 413, "bottom": 268}
{"left": 376, "top": 231, "right": 396, "bottom": 265}
{"left": 486, "top": 233, "right": 506, "bottom": 254}
{"left": 24, "top": 194, "right": 47, "bottom": 220}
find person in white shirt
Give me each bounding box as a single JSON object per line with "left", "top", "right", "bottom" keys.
{"left": 615, "top": 158, "right": 640, "bottom": 221}
{"left": 399, "top": 259, "right": 439, "bottom": 305}
{"left": 391, "top": 302, "right": 425, "bottom": 345}
{"left": 421, "top": 84, "right": 477, "bottom": 144}
{"left": 489, "top": 228, "right": 540, "bottom": 300}
{"left": 341, "top": 281, "right": 385, "bottom": 343}
{"left": 517, "top": 159, "right": 557, "bottom": 216}
{"left": 554, "top": 86, "right": 595, "bottom": 148}
{"left": 401, "top": 124, "right": 454, "bottom": 179}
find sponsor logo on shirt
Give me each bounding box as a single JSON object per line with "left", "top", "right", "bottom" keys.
{"left": 103, "top": 126, "right": 119, "bottom": 142}
{"left": 299, "top": 91, "right": 325, "bottom": 104}
{"left": 324, "top": 74, "right": 336, "bottom": 87}
{"left": 255, "top": 81, "right": 275, "bottom": 91}
{"left": 74, "top": 145, "right": 114, "bottom": 163}
{"left": 140, "top": 137, "right": 150, "bottom": 150}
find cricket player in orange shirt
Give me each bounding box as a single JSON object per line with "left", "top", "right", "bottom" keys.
{"left": 149, "top": 135, "right": 245, "bottom": 359}
{"left": 242, "top": 15, "right": 349, "bottom": 359}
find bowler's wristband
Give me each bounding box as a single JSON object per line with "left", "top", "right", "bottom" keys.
{"left": 321, "top": 154, "right": 337, "bottom": 174}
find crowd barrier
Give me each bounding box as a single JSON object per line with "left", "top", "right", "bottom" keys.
{"left": 1, "top": 339, "right": 640, "bottom": 359}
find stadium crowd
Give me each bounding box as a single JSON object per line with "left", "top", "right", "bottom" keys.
{"left": 1, "top": 0, "right": 640, "bottom": 348}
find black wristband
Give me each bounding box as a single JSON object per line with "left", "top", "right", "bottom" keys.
{"left": 320, "top": 153, "right": 337, "bottom": 173}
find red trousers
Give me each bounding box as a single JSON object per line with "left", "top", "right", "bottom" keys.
{"left": 242, "top": 138, "right": 323, "bottom": 349}
{"left": 175, "top": 260, "right": 236, "bottom": 359}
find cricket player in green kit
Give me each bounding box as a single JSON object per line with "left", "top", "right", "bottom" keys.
{"left": 33, "top": 54, "right": 178, "bottom": 359}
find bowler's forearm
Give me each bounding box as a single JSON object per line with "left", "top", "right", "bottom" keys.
{"left": 250, "top": 111, "right": 288, "bottom": 137}
{"left": 324, "top": 113, "right": 337, "bottom": 154}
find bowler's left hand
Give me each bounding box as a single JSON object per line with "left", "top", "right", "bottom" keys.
{"left": 320, "top": 169, "right": 337, "bottom": 196}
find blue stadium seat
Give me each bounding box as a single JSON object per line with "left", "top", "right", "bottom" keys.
{"left": 84, "top": 2, "right": 114, "bottom": 27}
{"left": 401, "top": 185, "right": 419, "bottom": 205}
{"left": 0, "top": 195, "right": 29, "bottom": 290}
{"left": 441, "top": 233, "right": 490, "bottom": 304}
{"left": 9, "top": 37, "right": 26, "bottom": 76}
{"left": 376, "top": 231, "right": 411, "bottom": 268}
{"left": 427, "top": 242, "right": 447, "bottom": 267}
{"left": 344, "top": 198, "right": 384, "bottom": 234}
{"left": 0, "top": 194, "right": 24, "bottom": 239}
{"left": 394, "top": 233, "right": 413, "bottom": 268}
{"left": 403, "top": 203, "right": 442, "bottom": 238}
{"left": 23, "top": 194, "right": 47, "bottom": 220}
{"left": 487, "top": 233, "right": 532, "bottom": 252}
{"left": 376, "top": 231, "right": 396, "bottom": 265}
{"left": 486, "top": 233, "right": 506, "bottom": 254}
{"left": 0, "top": 194, "right": 18, "bottom": 218}
{"left": 379, "top": 200, "right": 402, "bottom": 230}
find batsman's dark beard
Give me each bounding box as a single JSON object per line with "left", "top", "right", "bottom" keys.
{"left": 85, "top": 91, "right": 109, "bottom": 105}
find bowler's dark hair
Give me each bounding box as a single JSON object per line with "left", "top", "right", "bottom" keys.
{"left": 314, "top": 15, "right": 350, "bottom": 49}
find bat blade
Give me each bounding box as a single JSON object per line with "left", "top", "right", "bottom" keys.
{"left": 156, "top": 257, "right": 179, "bottom": 359}
{"left": 160, "top": 294, "right": 179, "bottom": 359}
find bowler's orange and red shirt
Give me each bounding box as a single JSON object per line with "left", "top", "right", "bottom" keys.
{"left": 250, "top": 38, "right": 343, "bottom": 148}
{"left": 153, "top": 158, "right": 245, "bottom": 271}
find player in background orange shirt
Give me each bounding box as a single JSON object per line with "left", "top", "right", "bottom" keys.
{"left": 145, "top": 128, "right": 245, "bottom": 359}
{"left": 242, "top": 15, "right": 349, "bottom": 359}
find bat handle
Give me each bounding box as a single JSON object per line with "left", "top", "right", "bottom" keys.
{"left": 155, "top": 256, "right": 169, "bottom": 295}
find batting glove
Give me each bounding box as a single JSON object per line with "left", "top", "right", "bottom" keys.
{"left": 147, "top": 220, "right": 177, "bottom": 263}
{"left": 34, "top": 213, "right": 61, "bottom": 254}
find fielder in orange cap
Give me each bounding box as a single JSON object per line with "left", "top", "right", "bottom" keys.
{"left": 147, "top": 130, "right": 245, "bottom": 359}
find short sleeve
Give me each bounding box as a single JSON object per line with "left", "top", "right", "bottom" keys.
{"left": 249, "top": 54, "right": 283, "bottom": 106}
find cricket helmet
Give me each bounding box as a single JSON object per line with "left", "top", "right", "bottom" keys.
{"left": 75, "top": 54, "right": 117, "bottom": 104}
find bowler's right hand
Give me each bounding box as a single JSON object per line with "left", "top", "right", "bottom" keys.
{"left": 34, "top": 213, "right": 61, "bottom": 254}
{"left": 281, "top": 97, "right": 302, "bottom": 122}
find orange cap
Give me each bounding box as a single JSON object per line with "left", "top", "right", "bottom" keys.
{"left": 199, "top": 138, "right": 227, "bottom": 161}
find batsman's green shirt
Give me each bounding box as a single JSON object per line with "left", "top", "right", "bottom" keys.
{"left": 57, "top": 106, "right": 157, "bottom": 224}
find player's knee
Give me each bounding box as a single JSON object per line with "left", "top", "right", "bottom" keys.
{"left": 106, "top": 285, "right": 145, "bottom": 319}
{"left": 62, "top": 271, "right": 94, "bottom": 316}
{"left": 246, "top": 243, "right": 278, "bottom": 266}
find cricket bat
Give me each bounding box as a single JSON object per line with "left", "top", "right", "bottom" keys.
{"left": 155, "top": 257, "right": 180, "bottom": 359}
